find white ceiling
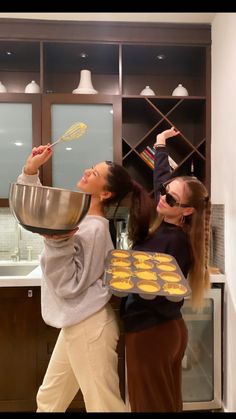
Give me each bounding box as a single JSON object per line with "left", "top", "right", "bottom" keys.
{"left": 0, "top": 13, "right": 216, "bottom": 24}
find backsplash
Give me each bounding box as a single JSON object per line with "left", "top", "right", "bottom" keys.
{"left": 0, "top": 208, "right": 43, "bottom": 261}
{"left": 210, "top": 204, "right": 225, "bottom": 274}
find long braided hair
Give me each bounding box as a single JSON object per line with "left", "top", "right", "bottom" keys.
{"left": 179, "top": 176, "right": 211, "bottom": 310}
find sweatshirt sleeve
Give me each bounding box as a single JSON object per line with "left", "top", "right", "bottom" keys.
{"left": 40, "top": 218, "right": 113, "bottom": 299}
{"left": 153, "top": 146, "right": 172, "bottom": 203}
{"left": 17, "top": 169, "right": 42, "bottom": 186}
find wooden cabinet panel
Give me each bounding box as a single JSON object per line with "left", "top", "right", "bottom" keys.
{"left": 0, "top": 287, "right": 125, "bottom": 412}
{"left": 0, "top": 287, "right": 41, "bottom": 411}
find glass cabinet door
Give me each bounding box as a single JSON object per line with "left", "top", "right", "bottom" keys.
{"left": 0, "top": 95, "right": 41, "bottom": 206}
{"left": 182, "top": 287, "right": 222, "bottom": 411}
{"left": 50, "top": 103, "right": 113, "bottom": 190}
{"left": 42, "top": 95, "right": 121, "bottom": 190}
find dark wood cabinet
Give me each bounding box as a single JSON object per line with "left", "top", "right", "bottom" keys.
{"left": 122, "top": 96, "right": 207, "bottom": 196}
{"left": 0, "top": 20, "right": 211, "bottom": 198}
{"left": 0, "top": 287, "right": 40, "bottom": 411}
{"left": 122, "top": 43, "right": 210, "bottom": 195}
{"left": 0, "top": 287, "right": 125, "bottom": 412}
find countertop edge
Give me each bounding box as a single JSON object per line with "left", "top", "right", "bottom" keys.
{"left": 0, "top": 272, "right": 226, "bottom": 287}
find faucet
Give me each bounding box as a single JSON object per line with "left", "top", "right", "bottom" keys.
{"left": 11, "top": 248, "right": 20, "bottom": 262}
{"left": 27, "top": 246, "right": 33, "bottom": 261}
{"left": 12, "top": 222, "right": 22, "bottom": 261}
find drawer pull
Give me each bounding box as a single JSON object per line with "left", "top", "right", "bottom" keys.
{"left": 28, "top": 289, "right": 33, "bottom": 298}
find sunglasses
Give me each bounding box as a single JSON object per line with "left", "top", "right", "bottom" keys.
{"left": 159, "top": 183, "right": 190, "bottom": 208}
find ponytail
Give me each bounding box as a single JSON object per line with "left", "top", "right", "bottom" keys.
{"left": 105, "top": 162, "right": 155, "bottom": 246}
{"left": 128, "top": 180, "right": 155, "bottom": 245}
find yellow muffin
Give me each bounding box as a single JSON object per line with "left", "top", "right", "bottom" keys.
{"left": 110, "top": 278, "right": 134, "bottom": 290}
{"left": 162, "top": 283, "right": 187, "bottom": 295}
{"left": 157, "top": 263, "right": 176, "bottom": 272}
{"left": 137, "top": 281, "right": 161, "bottom": 293}
{"left": 111, "top": 258, "right": 131, "bottom": 267}
{"left": 134, "top": 270, "right": 157, "bottom": 281}
{"left": 132, "top": 251, "right": 151, "bottom": 262}
{"left": 153, "top": 253, "right": 172, "bottom": 263}
{"left": 159, "top": 272, "right": 181, "bottom": 282}
{"left": 108, "top": 267, "right": 132, "bottom": 279}
{"left": 111, "top": 250, "right": 130, "bottom": 258}
{"left": 133, "top": 260, "right": 154, "bottom": 270}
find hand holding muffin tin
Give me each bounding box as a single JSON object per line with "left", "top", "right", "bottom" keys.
{"left": 103, "top": 249, "right": 191, "bottom": 299}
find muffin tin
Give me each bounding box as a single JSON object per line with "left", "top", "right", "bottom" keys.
{"left": 103, "top": 249, "right": 191, "bottom": 299}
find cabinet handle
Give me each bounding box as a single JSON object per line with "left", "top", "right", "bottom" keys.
{"left": 28, "top": 289, "right": 33, "bottom": 298}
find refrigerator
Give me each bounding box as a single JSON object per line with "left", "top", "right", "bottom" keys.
{"left": 182, "top": 286, "right": 223, "bottom": 411}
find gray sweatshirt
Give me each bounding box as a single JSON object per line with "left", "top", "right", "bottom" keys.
{"left": 17, "top": 171, "right": 114, "bottom": 328}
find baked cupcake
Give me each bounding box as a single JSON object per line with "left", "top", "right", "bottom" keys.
{"left": 132, "top": 251, "right": 152, "bottom": 262}
{"left": 109, "top": 267, "right": 132, "bottom": 279}
{"left": 111, "top": 258, "right": 131, "bottom": 268}
{"left": 157, "top": 263, "right": 176, "bottom": 272}
{"left": 134, "top": 270, "right": 157, "bottom": 281}
{"left": 162, "top": 283, "right": 187, "bottom": 295}
{"left": 110, "top": 277, "right": 134, "bottom": 291}
{"left": 159, "top": 272, "right": 181, "bottom": 282}
{"left": 152, "top": 253, "right": 172, "bottom": 263}
{"left": 110, "top": 250, "right": 130, "bottom": 258}
{"left": 133, "top": 260, "right": 154, "bottom": 270}
{"left": 137, "top": 280, "right": 161, "bottom": 293}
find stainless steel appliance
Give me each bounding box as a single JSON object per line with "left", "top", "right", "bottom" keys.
{"left": 182, "top": 286, "right": 222, "bottom": 411}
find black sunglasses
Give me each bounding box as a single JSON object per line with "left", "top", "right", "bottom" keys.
{"left": 159, "top": 183, "right": 190, "bottom": 208}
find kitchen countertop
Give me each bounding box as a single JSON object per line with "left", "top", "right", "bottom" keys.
{"left": 0, "top": 264, "right": 226, "bottom": 287}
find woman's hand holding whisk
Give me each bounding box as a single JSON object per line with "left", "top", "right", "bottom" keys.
{"left": 24, "top": 144, "right": 52, "bottom": 175}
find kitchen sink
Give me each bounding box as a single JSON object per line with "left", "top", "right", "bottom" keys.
{"left": 0, "top": 263, "right": 39, "bottom": 277}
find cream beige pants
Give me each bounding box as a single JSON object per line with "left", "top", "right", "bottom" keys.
{"left": 36, "top": 303, "right": 127, "bottom": 412}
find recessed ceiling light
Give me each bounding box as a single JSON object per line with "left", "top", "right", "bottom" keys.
{"left": 80, "top": 52, "right": 88, "bottom": 59}
{"left": 66, "top": 147, "right": 72, "bottom": 151}
{"left": 6, "top": 51, "right": 13, "bottom": 56}
{"left": 156, "top": 54, "right": 165, "bottom": 60}
{"left": 14, "top": 142, "right": 23, "bottom": 146}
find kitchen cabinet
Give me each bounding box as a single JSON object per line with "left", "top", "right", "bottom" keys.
{"left": 122, "top": 43, "right": 210, "bottom": 195}
{"left": 41, "top": 94, "right": 121, "bottom": 189}
{"left": 0, "top": 41, "right": 41, "bottom": 205}
{"left": 0, "top": 20, "right": 211, "bottom": 200}
{"left": 43, "top": 42, "right": 120, "bottom": 95}
{"left": 0, "top": 286, "right": 41, "bottom": 411}
{"left": 0, "top": 286, "right": 125, "bottom": 412}
{"left": 0, "top": 40, "right": 40, "bottom": 93}
{"left": 0, "top": 94, "right": 41, "bottom": 205}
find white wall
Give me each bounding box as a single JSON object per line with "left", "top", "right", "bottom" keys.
{"left": 212, "top": 12, "right": 236, "bottom": 412}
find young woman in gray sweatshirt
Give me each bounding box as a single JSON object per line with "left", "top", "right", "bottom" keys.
{"left": 17, "top": 145, "right": 154, "bottom": 412}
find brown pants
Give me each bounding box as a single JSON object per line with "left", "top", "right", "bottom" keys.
{"left": 125, "top": 318, "right": 188, "bottom": 412}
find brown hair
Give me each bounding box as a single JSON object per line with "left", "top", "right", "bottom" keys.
{"left": 176, "top": 176, "right": 211, "bottom": 310}
{"left": 104, "top": 161, "right": 155, "bottom": 244}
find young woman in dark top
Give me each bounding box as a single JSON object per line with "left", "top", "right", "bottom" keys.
{"left": 120, "top": 127, "right": 211, "bottom": 413}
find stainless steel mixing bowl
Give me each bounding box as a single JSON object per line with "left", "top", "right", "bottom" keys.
{"left": 9, "top": 183, "right": 91, "bottom": 235}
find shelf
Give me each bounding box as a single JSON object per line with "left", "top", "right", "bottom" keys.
{"left": 43, "top": 42, "right": 120, "bottom": 95}
{"left": 122, "top": 45, "right": 206, "bottom": 96}
{"left": 122, "top": 94, "right": 206, "bottom": 184}
{"left": 0, "top": 40, "right": 40, "bottom": 93}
